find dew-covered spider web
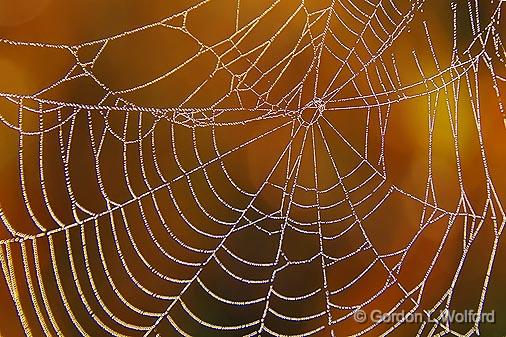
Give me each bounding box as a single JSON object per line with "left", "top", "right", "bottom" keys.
{"left": 0, "top": 0, "right": 506, "bottom": 336}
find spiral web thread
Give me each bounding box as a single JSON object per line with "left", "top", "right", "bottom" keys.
{"left": 0, "top": 0, "right": 505, "bottom": 336}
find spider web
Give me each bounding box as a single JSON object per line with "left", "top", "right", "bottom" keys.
{"left": 0, "top": 0, "right": 505, "bottom": 336}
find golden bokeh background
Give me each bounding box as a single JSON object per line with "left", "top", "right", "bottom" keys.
{"left": 0, "top": 0, "right": 505, "bottom": 336}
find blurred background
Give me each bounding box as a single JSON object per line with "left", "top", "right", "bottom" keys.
{"left": 0, "top": 0, "right": 505, "bottom": 336}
